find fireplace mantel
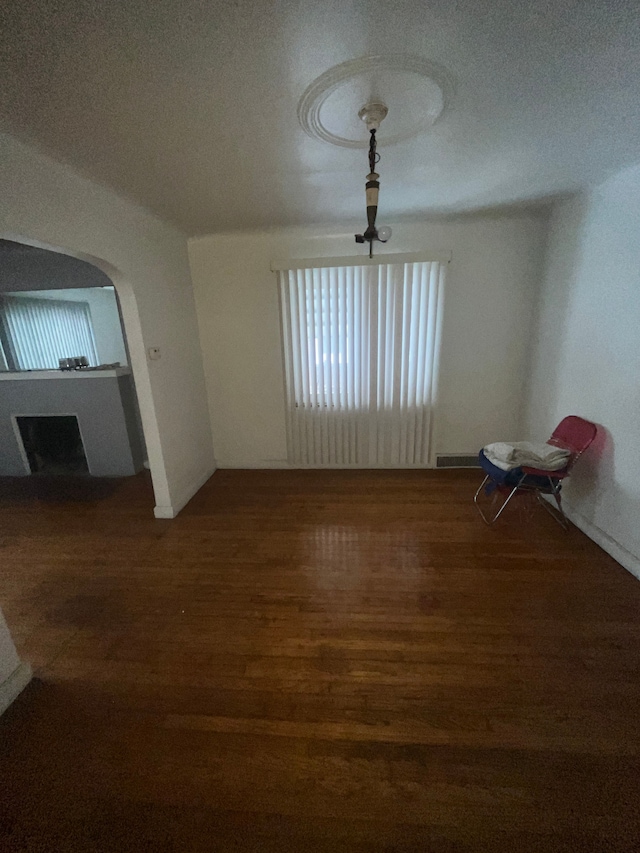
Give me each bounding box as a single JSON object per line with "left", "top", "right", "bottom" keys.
{"left": 0, "top": 368, "right": 131, "bottom": 381}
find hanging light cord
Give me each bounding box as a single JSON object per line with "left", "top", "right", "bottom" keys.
{"left": 368, "top": 129, "right": 380, "bottom": 174}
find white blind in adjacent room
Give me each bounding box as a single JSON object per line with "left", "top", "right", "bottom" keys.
{"left": 0, "top": 295, "right": 99, "bottom": 370}
{"left": 277, "top": 259, "right": 445, "bottom": 467}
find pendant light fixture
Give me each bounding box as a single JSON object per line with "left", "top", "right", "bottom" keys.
{"left": 355, "top": 102, "right": 392, "bottom": 258}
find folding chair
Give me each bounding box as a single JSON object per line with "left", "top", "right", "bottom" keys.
{"left": 473, "top": 416, "right": 597, "bottom": 528}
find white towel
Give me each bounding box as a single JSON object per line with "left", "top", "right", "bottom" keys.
{"left": 484, "top": 441, "right": 571, "bottom": 471}
{"left": 483, "top": 448, "right": 515, "bottom": 471}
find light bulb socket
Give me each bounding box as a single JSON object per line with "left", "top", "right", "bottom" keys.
{"left": 358, "top": 102, "right": 389, "bottom": 132}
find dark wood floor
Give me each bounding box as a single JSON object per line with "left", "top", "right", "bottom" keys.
{"left": 1, "top": 469, "right": 640, "bottom": 852}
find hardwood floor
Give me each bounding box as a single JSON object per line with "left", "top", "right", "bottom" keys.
{"left": 1, "top": 469, "right": 640, "bottom": 852}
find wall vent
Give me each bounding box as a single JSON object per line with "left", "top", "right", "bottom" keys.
{"left": 436, "top": 454, "right": 480, "bottom": 469}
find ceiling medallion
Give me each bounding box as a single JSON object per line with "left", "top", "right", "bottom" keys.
{"left": 297, "top": 54, "right": 454, "bottom": 149}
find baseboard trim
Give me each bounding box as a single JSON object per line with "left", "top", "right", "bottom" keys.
{"left": 563, "top": 501, "right": 640, "bottom": 582}
{"left": 216, "top": 461, "right": 290, "bottom": 469}
{"left": 0, "top": 661, "right": 32, "bottom": 716}
{"left": 154, "top": 466, "right": 217, "bottom": 519}
{"left": 215, "top": 462, "right": 442, "bottom": 470}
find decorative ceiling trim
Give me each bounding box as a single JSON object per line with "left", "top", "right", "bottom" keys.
{"left": 297, "top": 54, "right": 455, "bottom": 149}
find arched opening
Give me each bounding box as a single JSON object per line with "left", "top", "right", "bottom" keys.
{"left": 0, "top": 236, "right": 167, "bottom": 508}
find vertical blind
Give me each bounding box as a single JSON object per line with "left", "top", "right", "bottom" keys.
{"left": 0, "top": 295, "right": 99, "bottom": 370}
{"left": 278, "top": 259, "right": 445, "bottom": 467}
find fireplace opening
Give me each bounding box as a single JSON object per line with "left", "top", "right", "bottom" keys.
{"left": 16, "top": 416, "right": 89, "bottom": 475}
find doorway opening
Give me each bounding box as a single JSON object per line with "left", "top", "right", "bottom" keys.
{"left": 0, "top": 239, "right": 150, "bottom": 495}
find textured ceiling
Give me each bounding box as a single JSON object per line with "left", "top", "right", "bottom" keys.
{"left": 1, "top": 0, "right": 639, "bottom": 234}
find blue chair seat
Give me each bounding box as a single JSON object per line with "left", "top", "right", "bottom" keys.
{"left": 478, "top": 450, "right": 562, "bottom": 495}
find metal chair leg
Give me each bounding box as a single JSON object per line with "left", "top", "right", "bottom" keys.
{"left": 536, "top": 477, "right": 569, "bottom": 531}
{"left": 474, "top": 473, "right": 526, "bottom": 525}
{"left": 474, "top": 475, "right": 489, "bottom": 504}
{"left": 473, "top": 475, "right": 495, "bottom": 524}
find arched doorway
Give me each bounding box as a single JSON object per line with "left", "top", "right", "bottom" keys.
{"left": 0, "top": 237, "right": 169, "bottom": 508}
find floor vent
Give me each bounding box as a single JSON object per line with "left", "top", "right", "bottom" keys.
{"left": 436, "top": 454, "right": 480, "bottom": 468}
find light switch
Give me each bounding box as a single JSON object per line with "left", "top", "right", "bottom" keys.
{"left": 148, "top": 347, "right": 161, "bottom": 360}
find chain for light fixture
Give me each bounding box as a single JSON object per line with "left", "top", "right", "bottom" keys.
{"left": 355, "top": 102, "right": 392, "bottom": 257}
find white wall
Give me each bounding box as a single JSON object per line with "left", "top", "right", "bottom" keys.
{"left": 8, "top": 287, "right": 128, "bottom": 365}
{"left": 0, "top": 133, "right": 215, "bottom": 517}
{"left": 525, "top": 164, "right": 640, "bottom": 577}
{"left": 0, "top": 608, "right": 20, "bottom": 684}
{"left": 0, "top": 606, "right": 30, "bottom": 715}
{"left": 82, "top": 288, "right": 127, "bottom": 365}
{"left": 189, "top": 215, "right": 546, "bottom": 467}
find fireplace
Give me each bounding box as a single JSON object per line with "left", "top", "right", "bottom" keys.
{"left": 0, "top": 370, "right": 144, "bottom": 477}
{"left": 15, "top": 415, "right": 89, "bottom": 475}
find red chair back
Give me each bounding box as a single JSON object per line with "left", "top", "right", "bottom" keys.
{"left": 548, "top": 416, "right": 597, "bottom": 461}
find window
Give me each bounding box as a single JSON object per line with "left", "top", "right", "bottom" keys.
{"left": 0, "top": 295, "right": 99, "bottom": 371}
{"left": 277, "top": 258, "right": 445, "bottom": 467}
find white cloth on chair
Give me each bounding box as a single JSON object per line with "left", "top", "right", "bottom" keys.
{"left": 484, "top": 441, "right": 571, "bottom": 472}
